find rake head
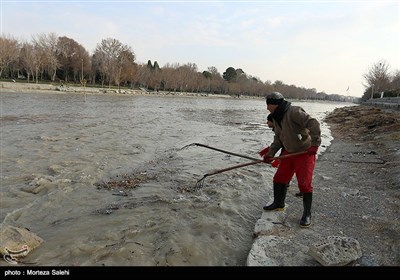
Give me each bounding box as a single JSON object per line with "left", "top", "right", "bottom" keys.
{"left": 178, "top": 143, "right": 196, "bottom": 151}
{"left": 193, "top": 176, "right": 207, "bottom": 192}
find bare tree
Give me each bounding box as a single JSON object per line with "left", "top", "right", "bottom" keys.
{"left": 389, "top": 70, "right": 400, "bottom": 92}
{"left": 73, "top": 45, "right": 90, "bottom": 84}
{"left": 133, "top": 63, "right": 150, "bottom": 89}
{"left": 91, "top": 51, "right": 106, "bottom": 86}
{"left": 19, "top": 42, "right": 35, "bottom": 82}
{"left": 32, "top": 33, "right": 60, "bottom": 81}
{"left": 0, "top": 35, "right": 20, "bottom": 78}
{"left": 94, "top": 38, "right": 135, "bottom": 88}
{"left": 115, "top": 49, "right": 136, "bottom": 89}
{"left": 159, "top": 64, "right": 175, "bottom": 91}
{"left": 164, "top": 63, "right": 181, "bottom": 92}
{"left": 363, "top": 60, "right": 391, "bottom": 98}
{"left": 119, "top": 51, "right": 136, "bottom": 88}
{"left": 210, "top": 72, "right": 225, "bottom": 94}
{"left": 148, "top": 69, "right": 162, "bottom": 91}
{"left": 94, "top": 38, "right": 120, "bottom": 87}
{"left": 28, "top": 35, "right": 47, "bottom": 83}
{"left": 56, "top": 36, "right": 84, "bottom": 82}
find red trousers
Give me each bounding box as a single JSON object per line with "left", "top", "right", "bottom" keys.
{"left": 273, "top": 151, "right": 316, "bottom": 193}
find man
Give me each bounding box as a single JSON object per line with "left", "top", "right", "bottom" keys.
{"left": 261, "top": 113, "right": 303, "bottom": 197}
{"left": 262, "top": 92, "right": 321, "bottom": 227}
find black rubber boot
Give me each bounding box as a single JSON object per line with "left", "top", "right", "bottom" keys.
{"left": 300, "top": 192, "right": 312, "bottom": 227}
{"left": 295, "top": 192, "right": 303, "bottom": 198}
{"left": 263, "top": 183, "right": 287, "bottom": 211}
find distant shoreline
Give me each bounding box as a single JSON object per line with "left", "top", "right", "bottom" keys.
{"left": 0, "top": 81, "right": 252, "bottom": 99}
{"left": 1, "top": 82, "right": 361, "bottom": 106}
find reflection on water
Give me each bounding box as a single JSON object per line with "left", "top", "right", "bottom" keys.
{"left": 0, "top": 91, "right": 353, "bottom": 266}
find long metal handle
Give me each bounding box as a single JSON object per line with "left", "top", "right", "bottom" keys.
{"left": 204, "top": 160, "right": 264, "bottom": 177}
{"left": 203, "top": 150, "right": 308, "bottom": 177}
{"left": 181, "top": 143, "right": 260, "bottom": 161}
{"left": 271, "top": 150, "right": 308, "bottom": 159}
{"left": 182, "top": 142, "right": 307, "bottom": 162}
{"left": 194, "top": 150, "right": 308, "bottom": 190}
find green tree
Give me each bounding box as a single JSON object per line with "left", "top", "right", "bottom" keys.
{"left": 223, "top": 67, "right": 237, "bottom": 82}
{"left": 147, "top": 60, "right": 153, "bottom": 69}
{"left": 153, "top": 61, "right": 160, "bottom": 71}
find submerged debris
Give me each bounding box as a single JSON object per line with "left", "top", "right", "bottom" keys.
{"left": 92, "top": 195, "right": 168, "bottom": 215}
{"left": 94, "top": 173, "right": 150, "bottom": 191}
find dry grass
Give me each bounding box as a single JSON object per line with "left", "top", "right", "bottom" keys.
{"left": 325, "top": 105, "right": 400, "bottom": 141}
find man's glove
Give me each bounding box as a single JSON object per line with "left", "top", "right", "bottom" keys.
{"left": 271, "top": 160, "right": 280, "bottom": 168}
{"left": 259, "top": 146, "right": 270, "bottom": 157}
{"left": 263, "top": 155, "right": 273, "bottom": 163}
{"left": 307, "top": 146, "right": 319, "bottom": 155}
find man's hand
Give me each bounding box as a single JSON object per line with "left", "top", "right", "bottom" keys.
{"left": 259, "top": 146, "right": 270, "bottom": 157}
{"left": 263, "top": 155, "right": 273, "bottom": 163}
{"left": 307, "top": 146, "right": 319, "bottom": 155}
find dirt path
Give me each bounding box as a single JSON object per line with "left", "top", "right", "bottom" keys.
{"left": 317, "top": 105, "right": 400, "bottom": 265}
{"left": 280, "top": 105, "right": 399, "bottom": 266}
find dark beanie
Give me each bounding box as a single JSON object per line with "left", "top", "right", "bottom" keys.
{"left": 266, "top": 92, "right": 284, "bottom": 105}
{"left": 267, "top": 114, "right": 273, "bottom": 122}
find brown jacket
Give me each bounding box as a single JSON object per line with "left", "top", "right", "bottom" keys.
{"left": 266, "top": 105, "right": 321, "bottom": 156}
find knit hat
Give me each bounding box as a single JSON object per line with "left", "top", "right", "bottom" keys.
{"left": 267, "top": 114, "right": 273, "bottom": 122}
{"left": 266, "top": 92, "right": 284, "bottom": 105}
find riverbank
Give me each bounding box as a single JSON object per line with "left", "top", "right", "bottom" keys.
{"left": 0, "top": 81, "right": 234, "bottom": 99}
{"left": 247, "top": 105, "right": 400, "bottom": 266}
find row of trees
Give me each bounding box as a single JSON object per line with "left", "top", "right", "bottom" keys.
{"left": 1, "top": 33, "right": 398, "bottom": 101}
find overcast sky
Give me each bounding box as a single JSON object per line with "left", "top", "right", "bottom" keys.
{"left": 2, "top": 0, "right": 399, "bottom": 97}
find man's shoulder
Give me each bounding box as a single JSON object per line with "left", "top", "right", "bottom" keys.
{"left": 288, "top": 105, "right": 306, "bottom": 114}
{"left": 287, "top": 106, "right": 318, "bottom": 121}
